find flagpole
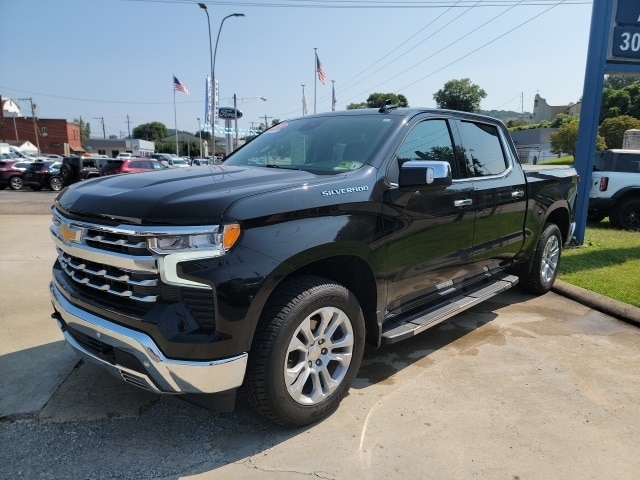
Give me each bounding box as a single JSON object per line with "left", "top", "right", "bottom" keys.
{"left": 302, "top": 84, "right": 307, "bottom": 116}
{"left": 331, "top": 80, "right": 336, "bottom": 111}
{"left": 173, "top": 102, "right": 179, "bottom": 155}
{"left": 313, "top": 48, "right": 317, "bottom": 114}
{"left": 173, "top": 75, "right": 178, "bottom": 155}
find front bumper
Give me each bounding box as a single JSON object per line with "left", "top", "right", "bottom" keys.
{"left": 50, "top": 282, "right": 248, "bottom": 394}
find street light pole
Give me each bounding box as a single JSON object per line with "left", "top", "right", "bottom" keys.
{"left": 198, "top": 3, "right": 214, "bottom": 135}
{"left": 197, "top": 117, "right": 203, "bottom": 157}
{"left": 212, "top": 12, "right": 245, "bottom": 129}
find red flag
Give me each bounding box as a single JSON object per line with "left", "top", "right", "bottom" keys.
{"left": 173, "top": 75, "right": 190, "bottom": 95}
{"left": 316, "top": 53, "right": 326, "bottom": 85}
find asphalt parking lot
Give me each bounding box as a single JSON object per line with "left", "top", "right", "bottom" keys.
{"left": 2, "top": 189, "right": 640, "bottom": 480}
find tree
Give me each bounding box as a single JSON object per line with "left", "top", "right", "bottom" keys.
{"left": 132, "top": 122, "right": 169, "bottom": 141}
{"left": 600, "top": 88, "right": 631, "bottom": 122}
{"left": 550, "top": 119, "right": 606, "bottom": 158}
{"left": 346, "top": 102, "right": 368, "bottom": 110}
{"left": 433, "top": 78, "right": 486, "bottom": 112}
{"left": 74, "top": 118, "right": 91, "bottom": 143}
{"left": 598, "top": 115, "right": 640, "bottom": 149}
{"left": 603, "top": 74, "right": 640, "bottom": 90}
{"left": 346, "top": 93, "right": 408, "bottom": 110}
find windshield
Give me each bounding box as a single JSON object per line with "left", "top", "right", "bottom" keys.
{"left": 224, "top": 115, "right": 398, "bottom": 174}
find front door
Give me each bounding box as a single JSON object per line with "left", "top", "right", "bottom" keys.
{"left": 383, "top": 117, "right": 475, "bottom": 315}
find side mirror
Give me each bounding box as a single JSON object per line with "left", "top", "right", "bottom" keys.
{"left": 398, "top": 160, "right": 452, "bottom": 189}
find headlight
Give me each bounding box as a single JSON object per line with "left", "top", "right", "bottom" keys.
{"left": 147, "top": 223, "right": 241, "bottom": 255}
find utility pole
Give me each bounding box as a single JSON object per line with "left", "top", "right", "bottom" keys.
{"left": 263, "top": 114, "right": 272, "bottom": 130}
{"left": 93, "top": 117, "right": 105, "bottom": 139}
{"left": 19, "top": 97, "right": 40, "bottom": 152}
{"left": 0, "top": 95, "right": 5, "bottom": 142}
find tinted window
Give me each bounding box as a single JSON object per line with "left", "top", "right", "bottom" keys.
{"left": 457, "top": 121, "right": 508, "bottom": 177}
{"left": 614, "top": 153, "right": 640, "bottom": 172}
{"left": 392, "top": 119, "right": 458, "bottom": 181}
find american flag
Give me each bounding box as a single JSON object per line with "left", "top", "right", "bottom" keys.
{"left": 316, "top": 53, "right": 326, "bottom": 85}
{"left": 173, "top": 75, "right": 190, "bottom": 95}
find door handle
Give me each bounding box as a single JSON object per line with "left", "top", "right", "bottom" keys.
{"left": 511, "top": 190, "right": 525, "bottom": 199}
{"left": 454, "top": 199, "right": 473, "bottom": 207}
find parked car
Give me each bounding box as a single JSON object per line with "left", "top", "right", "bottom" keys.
{"left": 150, "top": 153, "right": 173, "bottom": 163}
{"left": 22, "top": 161, "right": 63, "bottom": 191}
{"left": 191, "top": 158, "right": 212, "bottom": 166}
{"left": 100, "top": 158, "right": 168, "bottom": 176}
{"left": 152, "top": 153, "right": 190, "bottom": 168}
{"left": 116, "top": 152, "right": 135, "bottom": 159}
{"left": 59, "top": 156, "right": 103, "bottom": 186}
{"left": 165, "top": 157, "right": 190, "bottom": 168}
{"left": 0, "top": 160, "right": 32, "bottom": 190}
{"left": 588, "top": 149, "right": 640, "bottom": 230}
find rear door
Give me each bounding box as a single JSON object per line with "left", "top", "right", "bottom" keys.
{"left": 454, "top": 119, "right": 527, "bottom": 271}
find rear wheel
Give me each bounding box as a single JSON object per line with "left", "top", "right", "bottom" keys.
{"left": 9, "top": 176, "right": 23, "bottom": 190}
{"left": 610, "top": 197, "right": 640, "bottom": 230}
{"left": 246, "top": 276, "right": 365, "bottom": 427}
{"left": 49, "top": 176, "right": 64, "bottom": 191}
{"left": 519, "top": 223, "right": 562, "bottom": 294}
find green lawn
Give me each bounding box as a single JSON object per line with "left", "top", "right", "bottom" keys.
{"left": 535, "top": 157, "right": 639, "bottom": 307}
{"left": 558, "top": 220, "right": 640, "bottom": 308}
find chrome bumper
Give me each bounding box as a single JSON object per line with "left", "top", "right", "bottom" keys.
{"left": 50, "top": 282, "right": 247, "bottom": 394}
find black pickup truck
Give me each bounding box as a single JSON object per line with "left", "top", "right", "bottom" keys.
{"left": 49, "top": 107, "right": 578, "bottom": 426}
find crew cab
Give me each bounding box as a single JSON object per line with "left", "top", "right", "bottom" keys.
{"left": 49, "top": 107, "right": 578, "bottom": 426}
{"left": 588, "top": 149, "right": 640, "bottom": 230}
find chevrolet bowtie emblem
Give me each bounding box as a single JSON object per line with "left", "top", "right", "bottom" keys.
{"left": 59, "top": 223, "right": 81, "bottom": 244}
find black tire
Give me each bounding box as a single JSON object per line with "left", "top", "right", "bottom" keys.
{"left": 609, "top": 197, "right": 640, "bottom": 231}
{"left": 59, "top": 163, "right": 72, "bottom": 182}
{"left": 246, "top": 275, "right": 365, "bottom": 427}
{"left": 49, "top": 176, "right": 64, "bottom": 191}
{"left": 9, "top": 176, "right": 23, "bottom": 190}
{"left": 519, "top": 223, "right": 562, "bottom": 295}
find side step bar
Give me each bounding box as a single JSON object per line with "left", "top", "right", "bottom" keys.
{"left": 381, "top": 274, "right": 519, "bottom": 344}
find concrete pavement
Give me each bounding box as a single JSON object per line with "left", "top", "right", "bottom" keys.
{"left": 2, "top": 213, "right": 640, "bottom": 480}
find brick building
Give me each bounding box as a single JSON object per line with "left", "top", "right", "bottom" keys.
{"left": 0, "top": 117, "right": 84, "bottom": 156}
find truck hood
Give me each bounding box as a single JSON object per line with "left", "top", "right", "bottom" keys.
{"left": 56, "top": 165, "right": 331, "bottom": 225}
{"left": 56, "top": 165, "right": 370, "bottom": 225}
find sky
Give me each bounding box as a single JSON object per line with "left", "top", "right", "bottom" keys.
{"left": 0, "top": 0, "right": 594, "bottom": 140}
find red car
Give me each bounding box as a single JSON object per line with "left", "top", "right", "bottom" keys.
{"left": 0, "top": 160, "right": 33, "bottom": 190}
{"left": 100, "top": 158, "right": 168, "bottom": 176}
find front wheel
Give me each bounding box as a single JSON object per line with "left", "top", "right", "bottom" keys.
{"left": 519, "top": 223, "right": 562, "bottom": 295}
{"left": 610, "top": 197, "right": 640, "bottom": 230}
{"left": 246, "top": 276, "right": 365, "bottom": 427}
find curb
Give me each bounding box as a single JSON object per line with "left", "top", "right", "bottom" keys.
{"left": 552, "top": 279, "right": 640, "bottom": 327}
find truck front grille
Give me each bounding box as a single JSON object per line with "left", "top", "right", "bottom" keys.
{"left": 58, "top": 250, "right": 159, "bottom": 303}
{"left": 51, "top": 208, "right": 216, "bottom": 330}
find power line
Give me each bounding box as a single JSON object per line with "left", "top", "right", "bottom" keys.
{"left": 130, "top": 0, "right": 589, "bottom": 8}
